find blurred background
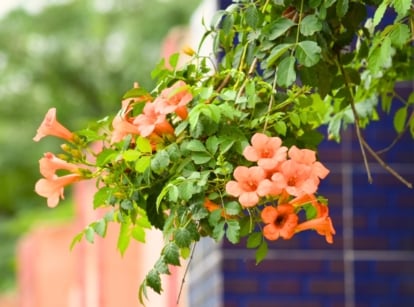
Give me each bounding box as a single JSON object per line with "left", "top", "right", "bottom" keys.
{"left": 1, "top": 1, "right": 413, "bottom": 307}
{"left": 0, "top": 0, "right": 200, "bottom": 296}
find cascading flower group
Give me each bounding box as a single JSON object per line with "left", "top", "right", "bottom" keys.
{"left": 225, "top": 132, "right": 334, "bottom": 243}
{"left": 34, "top": 0, "right": 412, "bottom": 300}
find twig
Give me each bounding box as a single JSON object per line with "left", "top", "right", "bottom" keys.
{"left": 336, "top": 58, "right": 373, "bottom": 183}
{"left": 176, "top": 242, "right": 197, "bottom": 305}
{"left": 376, "top": 111, "right": 413, "bottom": 154}
{"left": 235, "top": 57, "right": 258, "bottom": 103}
{"left": 362, "top": 138, "right": 413, "bottom": 188}
{"left": 205, "top": 74, "right": 231, "bottom": 104}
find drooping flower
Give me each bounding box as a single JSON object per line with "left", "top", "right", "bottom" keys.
{"left": 261, "top": 204, "right": 299, "bottom": 240}
{"left": 35, "top": 174, "right": 83, "bottom": 208}
{"left": 295, "top": 207, "right": 336, "bottom": 244}
{"left": 33, "top": 108, "right": 74, "bottom": 142}
{"left": 39, "top": 152, "right": 80, "bottom": 179}
{"left": 154, "top": 81, "right": 192, "bottom": 119}
{"left": 243, "top": 133, "right": 287, "bottom": 171}
{"left": 225, "top": 166, "right": 267, "bottom": 208}
{"left": 133, "top": 102, "right": 174, "bottom": 137}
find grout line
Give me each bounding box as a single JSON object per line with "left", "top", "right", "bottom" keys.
{"left": 221, "top": 249, "right": 414, "bottom": 261}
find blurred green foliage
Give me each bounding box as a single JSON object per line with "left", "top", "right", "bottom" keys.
{"left": 0, "top": 0, "right": 200, "bottom": 292}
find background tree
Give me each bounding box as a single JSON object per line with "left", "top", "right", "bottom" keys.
{"left": 0, "top": 0, "right": 200, "bottom": 292}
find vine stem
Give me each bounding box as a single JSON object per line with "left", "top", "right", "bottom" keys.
{"left": 263, "top": 70, "right": 278, "bottom": 132}
{"left": 336, "top": 58, "right": 373, "bottom": 183}
{"left": 361, "top": 138, "right": 413, "bottom": 188}
{"left": 336, "top": 58, "right": 412, "bottom": 188}
{"left": 176, "top": 242, "right": 197, "bottom": 305}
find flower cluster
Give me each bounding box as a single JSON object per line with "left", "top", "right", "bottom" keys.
{"left": 33, "top": 67, "right": 335, "bottom": 299}
{"left": 225, "top": 132, "right": 334, "bottom": 243}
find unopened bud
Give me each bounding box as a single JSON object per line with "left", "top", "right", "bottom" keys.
{"left": 182, "top": 45, "right": 195, "bottom": 56}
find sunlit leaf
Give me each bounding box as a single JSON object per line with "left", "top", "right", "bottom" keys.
{"left": 394, "top": 107, "right": 407, "bottom": 133}
{"left": 277, "top": 56, "right": 296, "bottom": 87}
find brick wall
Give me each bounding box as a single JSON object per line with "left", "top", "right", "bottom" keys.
{"left": 219, "top": 82, "right": 414, "bottom": 307}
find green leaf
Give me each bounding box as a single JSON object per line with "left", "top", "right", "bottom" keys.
{"left": 274, "top": 121, "right": 287, "bottom": 136}
{"left": 410, "top": 116, "right": 414, "bottom": 138}
{"left": 391, "top": 0, "right": 411, "bottom": 18}
{"left": 389, "top": 24, "right": 410, "bottom": 48}
{"left": 135, "top": 156, "right": 151, "bottom": 173}
{"left": 93, "top": 187, "right": 112, "bottom": 208}
{"left": 289, "top": 112, "right": 301, "bottom": 127}
{"left": 206, "top": 136, "right": 219, "bottom": 155}
{"left": 93, "top": 219, "right": 107, "bottom": 237}
{"left": 122, "top": 149, "right": 140, "bottom": 162}
{"left": 180, "top": 247, "right": 191, "bottom": 259}
{"left": 85, "top": 226, "right": 95, "bottom": 244}
{"left": 151, "top": 150, "right": 170, "bottom": 174}
{"left": 226, "top": 220, "right": 240, "bottom": 244}
{"left": 303, "top": 203, "right": 318, "bottom": 220}
{"left": 212, "top": 220, "right": 226, "bottom": 241}
{"left": 220, "top": 89, "right": 237, "bottom": 101}
{"left": 224, "top": 201, "right": 241, "bottom": 215}
{"left": 117, "top": 222, "right": 131, "bottom": 256}
{"left": 277, "top": 56, "right": 296, "bottom": 87}
{"left": 199, "top": 86, "right": 214, "bottom": 100}
{"left": 163, "top": 242, "right": 181, "bottom": 266}
{"left": 186, "top": 139, "right": 207, "bottom": 152}
{"left": 246, "top": 5, "right": 259, "bottom": 28}
{"left": 174, "top": 228, "right": 192, "bottom": 248}
{"left": 146, "top": 269, "right": 162, "bottom": 294}
{"left": 246, "top": 232, "right": 262, "bottom": 248}
{"left": 96, "top": 149, "right": 118, "bottom": 166}
{"left": 120, "top": 199, "right": 133, "bottom": 210}
{"left": 208, "top": 208, "right": 223, "bottom": 225}
{"left": 336, "top": 0, "right": 349, "bottom": 18}
{"left": 267, "top": 43, "right": 292, "bottom": 67}
{"left": 192, "top": 152, "right": 212, "bottom": 164}
{"left": 269, "top": 18, "right": 296, "bottom": 40}
{"left": 255, "top": 240, "right": 268, "bottom": 264}
{"left": 131, "top": 225, "right": 146, "bottom": 243}
{"left": 70, "top": 232, "right": 84, "bottom": 250}
{"left": 394, "top": 107, "right": 407, "bottom": 133}
{"left": 169, "top": 52, "right": 180, "bottom": 69}
{"left": 300, "top": 15, "right": 322, "bottom": 36}
{"left": 122, "top": 86, "right": 150, "bottom": 100}
{"left": 137, "top": 136, "right": 153, "bottom": 153}
{"left": 296, "top": 41, "right": 321, "bottom": 67}
{"left": 373, "top": 1, "right": 388, "bottom": 27}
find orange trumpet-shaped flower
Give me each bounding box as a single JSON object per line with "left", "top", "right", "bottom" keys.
{"left": 134, "top": 102, "right": 174, "bottom": 137}
{"left": 35, "top": 174, "right": 83, "bottom": 208}
{"left": 261, "top": 204, "right": 299, "bottom": 241}
{"left": 39, "top": 152, "right": 80, "bottom": 178}
{"left": 295, "top": 212, "right": 336, "bottom": 244}
{"left": 111, "top": 111, "right": 140, "bottom": 143}
{"left": 33, "top": 108, "right": 74, "bottom": 142}
{"left": 243, "top": 133, "right": 287, "bottom": 171}
{"left": 277, "top": 159, "right": 317, "bottom": 196}
{"left": 291, "top": 194, "right": 336, "bottom": 243}
{"left": 154, "top": 81, "right": 192, "bottom": 119}
{"left": 288, "top": 146, "right": 330, "bottom": 180}
{"left": 226, "top": 166, "right": 267, "bottom": 208}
